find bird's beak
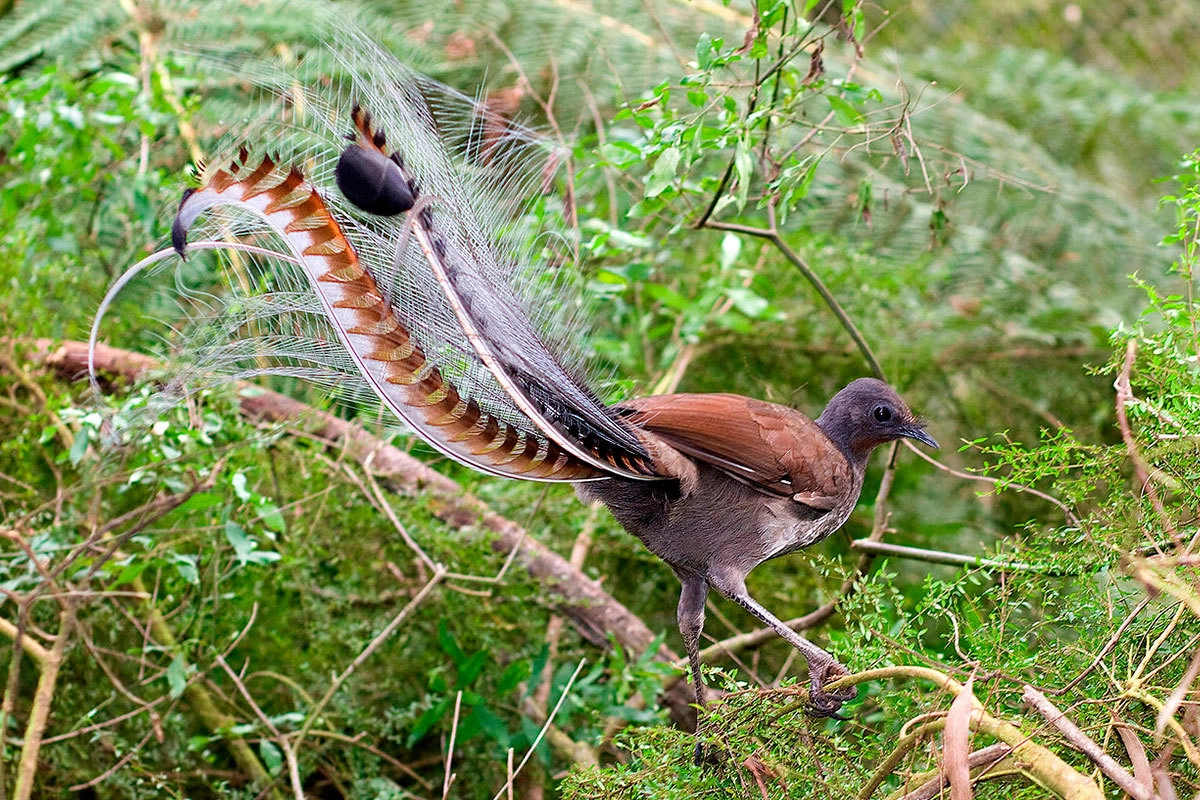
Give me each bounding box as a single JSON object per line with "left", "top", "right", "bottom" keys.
{"left": 904, "top": 426, "right": 939, "bottom": 450}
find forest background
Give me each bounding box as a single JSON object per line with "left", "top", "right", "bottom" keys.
{"left": 0, "top": 0, "right": 1198, "bottom": 798}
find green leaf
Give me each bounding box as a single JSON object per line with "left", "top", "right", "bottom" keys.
{"left": 407, "top": 697, "right": 451, "bottom": 747}
{"left": 733, "top": 137, "right": 753, "bottom": 210}
{"left": 472, "top": 704, "right": 510, "bottom": 748}
{"left": 259, "top": 740, "right": 283, "bottom": 776}
{"left": 176, "top": 492, "right": 223, "bottom": 514}
{"left": 724, "top": 286, "right": 770, "bottom": 318}
{"left": 498, "top": 659, "right": 531, "bottom": 695}
{"left": 695, "top": 33, "right": 715, "bottom": 70}
{"left": 224, "top": 521, "right": 253, "bottom": 561}
{"left": 166, "top": 654, "right": 191, "bottom": 699}
{"left": 68, "top": 427, "right": 89, "bottom": 465}
{"left": 231, "top": 471, "right": 252, "bottom": 502}
{"left": 645, "top": 147, "right": 681, "bottom": 198}
{"left": 111, "top": 559, "right": 148, "bottom": 587}
{"left": 173, "top": 554, "right": 200, "bottom": 585}
{"left": 827, "top": 95, "right": 864, "bottom": 127}
{"left": 257, "top": 502, "right": 287, "bottom": 534}
{"left": 643, "top": 282, "right": 692, "bottom": 311}
{"left": 437, "top": 620, "right": 467, "bottom": 665}
{"left": 458, "top": 650, "right": 489, "bottom": 688}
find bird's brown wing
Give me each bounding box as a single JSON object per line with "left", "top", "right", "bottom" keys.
{"left": 617, "top": 393, "right": 853, "bottom": 509}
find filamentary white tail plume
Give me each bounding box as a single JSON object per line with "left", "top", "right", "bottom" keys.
{"left": 91, "top": 24, "right": 664, "bottom": 482}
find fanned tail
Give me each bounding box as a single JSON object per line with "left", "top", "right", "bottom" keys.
{"left": 98, "top": 32, "right": 671, "bottom": 485}
{"left": 169, "top": 150, "right": 602, "bottom": 481}
{"left": 337, "top": 105, "right": 661, "bottom": 479}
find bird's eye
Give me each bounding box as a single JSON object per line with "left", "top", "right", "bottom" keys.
{"left": 872, "top": 404, "right": 892, "bottom": 423}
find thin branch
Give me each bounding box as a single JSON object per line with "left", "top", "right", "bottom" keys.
{"left": 11, "top": 606, "right": 75, "bottom": 800}
{"left": 490, "top": 659, "right": 586, "bottom": 800}
{"left": 702, "top": 219, "right": 883, "bottom": 378}
{"left": 1022, "top": 685, "right": 1157, "bottom": 800}
{"left": 1114, "top": 339, "right": 1179, "bottom": 545}
{"left": 292, "top": 566, "right": 447, "bottom": 755}
{"left": 903, "top": 440, "right": 1082, "bottom": 528}
{"left": 443, "top": 690, "right": 463, "bottom": 800}
{"left": 849, "top": 539, "right": 1076, "bottom": 576}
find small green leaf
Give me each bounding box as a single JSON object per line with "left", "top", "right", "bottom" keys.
{"left": 224, "top": 521, "right": 252, "bottom": 559}
{"left": 437, "top": 620, "right": 467, "bottom": 665}
{"left": 257, "top": 502, "right": 287, "bottom": 534}
{"left": 733, "top": 138, "right": 753, "bottom": 210}
{"left": 407, "top": 697, "right": 451, "bottom": 747}
{"left": 259, "top": 741, "right": 283, "bottom": 776}
{"left": 645, "top": 147, "right": 681, "bottom": 198}
{"left": 68, "top": 427, "right": 89, "bottom": 465}
{"left": 827, "top": 95, "right": 864, "bottom": 127}
{"left": 498, "top": 659, "right": 531, "bottom": 695}
{"left": 719, "top": 232, "right": 742, "bottom": 271}
{"left": 458, "top": 651, "right": 489, "bottom": 688}
{"left": 111, "top": 560, "right": 148, "bottom": 587}
{"left": 173, "top": 554, "right": 200, "bottom": 585}
{"left": 231, "top": 472, "right": 252, "bottom": 502}
{"left": 176, "top": 492, "right": 223, "bottom": 514}
{"left": 695, "top": 33, "right": 715, "bottom": 70}
{"left": 725, "top": 286, "right": 770, "bottom": 318}
{"left": 473, "top": 705, "right": 510, "bottom": 748}
{"left": 166, "top": 654, "right": 191, "bottom": 699}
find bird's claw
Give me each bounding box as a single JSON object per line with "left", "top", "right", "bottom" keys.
{"left": 806, "top": 661, "right": 857, "bottom": 719}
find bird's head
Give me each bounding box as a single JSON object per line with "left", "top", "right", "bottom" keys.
{"left": 816, "top": 377, "right": 938, "bottom": 462}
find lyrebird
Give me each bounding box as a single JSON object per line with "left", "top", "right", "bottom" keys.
{"left": 92, "top": 32, "right": 937, "bottom": 741}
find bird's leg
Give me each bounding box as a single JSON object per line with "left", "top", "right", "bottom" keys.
{"left": 707, "top": 572, "right": 857, "bottom": 718}
{"left": 675, "top": 571, "right": 711, "bottom": 765}
{"left": 676, "top": 572, "right": 709, "bottom": 708}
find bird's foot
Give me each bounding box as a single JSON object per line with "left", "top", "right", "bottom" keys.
{"left": 692, "top": 737, "right": 728, "bottom": 766}
{"left": 806, "top": 660, "right": 857, "bottom": 719}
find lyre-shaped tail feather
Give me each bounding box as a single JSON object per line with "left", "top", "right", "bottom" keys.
{"left": 97, "top": 31, "right": 672, "bottom": 485}
{"left": 340, "top": 105, "right": 662, "bottom": 479}
{"left": 170, "top": 149, "right": 603, "bottom": 481}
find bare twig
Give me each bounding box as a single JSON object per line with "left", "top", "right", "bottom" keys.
{"left": 443, "top": 690, "right": 463, "bottom": 800}
{"left": 1114, "top": 340, "right": 1179, "bottom": 545}
{"left": 701, "top": 219, "right": 883, "bottom": 379}
{"left": 293, "top": 566, "right": 447, "bottom": 755}
{"left": 491, "top": 659, "right": 586, "bottom": 800}
{"left": 1022, "top": 685, "right": 1156, "bottom": 800}
{"left": 889, "top": 743, "right": 1013, "bottom": 800}
{"left": 12, "top": 606, "right": 75, "bottom": 800}
{"left": 849, "top": 539, "right": 1075, "bottom": 575}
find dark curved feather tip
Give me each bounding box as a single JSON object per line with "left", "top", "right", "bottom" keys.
{"left": 171, "top": 187, "right": 197, "bottom": 258}
{"left": 335, "top": 143, "right": 415, "bottom": 216}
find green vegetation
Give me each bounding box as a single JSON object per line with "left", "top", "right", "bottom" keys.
{"left": 0, "top": 1, "right": 1197, "bottom": 797}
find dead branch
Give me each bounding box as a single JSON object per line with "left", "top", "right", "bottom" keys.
{"left": 36, "top": 339, "right": 697, "bottom": 722}
{"left": 1022, "top": 685, "right": 1157, "bottom": 800}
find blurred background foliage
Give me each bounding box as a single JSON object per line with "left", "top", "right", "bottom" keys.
{"left": 0, "top": 0, "right": 1198, "bottom": 797}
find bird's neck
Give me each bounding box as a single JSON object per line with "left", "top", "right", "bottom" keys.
{"left": 814, "top": 413, "right": 873, "bottom": 472}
